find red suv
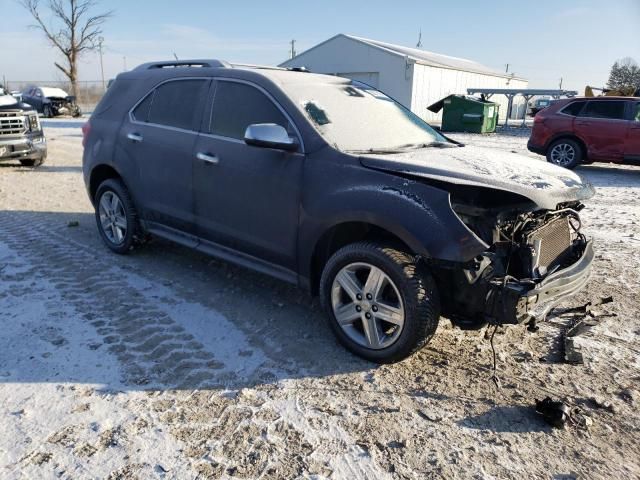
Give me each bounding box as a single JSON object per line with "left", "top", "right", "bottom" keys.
{"left": 528, "top": 96, "right": 640, "bottom": 169}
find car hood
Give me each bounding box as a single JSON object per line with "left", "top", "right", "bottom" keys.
{"left": 0, "top": 95, "right": 34, "bottom": 112}
{"left": 360, "top": 145, "right": 595, "bottom": 210}
{"left": 0, "top": 94, "right": 18, "bottom": 108}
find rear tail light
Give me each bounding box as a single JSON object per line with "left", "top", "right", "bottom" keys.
{"left": 81, "top": 121, "right": 91, "bottom": 147}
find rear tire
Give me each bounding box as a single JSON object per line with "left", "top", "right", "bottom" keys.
{"left": 320, "top": 242, "right": 440, "bottom": 363}
{"left": 94, "top": 178, "right": 142, "bottom": 254}
{"left": 546, "top": 138, "right": 582, "bottom": 169}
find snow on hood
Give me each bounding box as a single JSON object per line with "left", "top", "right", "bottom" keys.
{"left": 0, "top": 94, "right": 18, "bottom": 107}
{"left": 41, "top": 87, "right": 69, "bottom": 98}
{"left": 361, "top": 145, "right": 595, "bottom": 210}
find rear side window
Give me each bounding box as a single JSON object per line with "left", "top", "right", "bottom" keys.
{"left": 143, "top": 79, "right": 209, "bottom": 130}
{"left": 210, "top": 81, "right": 288, "bottom": 139}
{"left": 580, "top": 100, "right": 626, "bottom": 120}
{"left": 561, "top": 101, "right": 585, "bottom": 116}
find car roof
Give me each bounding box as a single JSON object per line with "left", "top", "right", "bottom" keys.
{"left": 119, "top": 59, "right": 350, "bottom": 87}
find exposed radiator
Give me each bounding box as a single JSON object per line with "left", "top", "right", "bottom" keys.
{"left": 526, "top": 216, "right": 573, "bottom": 272}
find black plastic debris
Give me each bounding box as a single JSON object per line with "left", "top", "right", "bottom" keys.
{"left": 535, "top": 397, "right": 571, "bottom": 428}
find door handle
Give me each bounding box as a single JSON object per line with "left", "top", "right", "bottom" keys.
{"left": 196, "top": 152, "right": 219, "bottom": 165}
{"left": 127, "top": 132, "right": 143, "bottom": 142}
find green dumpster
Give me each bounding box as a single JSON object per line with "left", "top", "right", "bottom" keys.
{"left": 427, "top": 95, "right": 499, "bottom": 133}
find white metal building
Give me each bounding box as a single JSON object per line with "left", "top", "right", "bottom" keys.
{"left": 280, "top": 34, "right": 528, "bottom": 123}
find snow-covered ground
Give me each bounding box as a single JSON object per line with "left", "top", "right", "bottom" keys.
{"left": 0, "top": 119, "right": 638, "bottom": 479}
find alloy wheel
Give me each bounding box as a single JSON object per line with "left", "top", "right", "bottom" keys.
{"left": 550, "top": 143, "right": 576, "bottom": 167}
{"left": 98, "top": 191, "right": 127, "bottom": 245}
{"left": 331, "top": 262, "right": 405, "bottom": 350}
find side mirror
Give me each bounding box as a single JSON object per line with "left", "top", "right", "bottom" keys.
{"left": 244, "top": 123, "right": 298, "bottom": 151}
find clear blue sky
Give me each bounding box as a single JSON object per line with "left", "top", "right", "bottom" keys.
{"left": 1, "top": 0, "right": 639, "bottom": 91}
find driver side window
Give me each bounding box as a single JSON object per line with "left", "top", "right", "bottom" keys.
{"left": 209, "top": 81, "right": 290, "bottom": 140}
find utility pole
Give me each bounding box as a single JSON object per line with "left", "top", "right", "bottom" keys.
{"left": 98, "top": 36, "right": 105, "bottom": 90}
{"left": 289, "top": 39, "right": 296, "bottom": 59}
{"left": 505, "top": 63, "right": 509, "bottom": 73}
{"left": 559, "top": 77, "right": 563, "bottom": 90}
{"left": 416, "top": 29, "right": 422, "bottom": 48}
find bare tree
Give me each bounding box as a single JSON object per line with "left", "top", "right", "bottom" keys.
{"left": 20, "top": 0, "right": 112, "bottom": 98}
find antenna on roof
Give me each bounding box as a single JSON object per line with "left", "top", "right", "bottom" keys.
{"left": 416, "top": 29, "right": 423, "bottom": 48}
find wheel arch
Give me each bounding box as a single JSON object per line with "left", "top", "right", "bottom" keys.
{"left": 307, "top": 220, "right": 421, "bottom": 296}
{"left": 546, "top": 133, "right": 588, "bottom": 160}
{"left": 89, "top": 164, "right": 127, "bottom": 205}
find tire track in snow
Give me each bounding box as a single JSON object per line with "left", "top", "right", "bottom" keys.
{"left": 0, "top": 211, "right": 390, "bottom": 478}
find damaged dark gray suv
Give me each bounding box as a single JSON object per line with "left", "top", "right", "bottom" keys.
{"left": 82, "top": 60, "right": 595, "bottom": 363}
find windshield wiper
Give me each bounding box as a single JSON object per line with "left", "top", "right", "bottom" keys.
{"left": 347, "top": 148, "right": 408, "bottom": 154}
{"left": 395, "top": 141, "right": 457, "bottom": 150}
{"left": 347, "top": 141, "right": 458, "bottom": 155}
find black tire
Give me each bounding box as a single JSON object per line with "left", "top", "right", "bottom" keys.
{"left": 20, "top": 157, "right": 45, "bottom": 167}
{"left": 43, "top": 105, "right": 53, "bottom": 118}
{"left": 94, "top": 178, "right": 142, "bottom": 254}
{"left": 546, "top": 138, "right": 582, "bottom": 169}
{"left": 320, "top": 242, "right": 440, "bottom": 363}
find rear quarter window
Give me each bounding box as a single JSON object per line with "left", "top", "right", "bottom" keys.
{"left": 131, "top": 91, "right": 154, "bottom": 122}
{"left": 561, "top": 101, "right": 585, "bottom": 116}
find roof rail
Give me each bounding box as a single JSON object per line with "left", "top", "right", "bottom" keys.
{"left": 134, "top": 59, "right": 231, "bottom": 71}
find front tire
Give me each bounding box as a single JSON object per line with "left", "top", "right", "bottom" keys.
{"left": 320, "top": 242, "right": 440, "bottom": 363}
{"left": 546, "top": 138, "right": 582, "bottom": 169}
{"left": 94, "top": 178, "right": 141, "bottom": 254}
{"left": 20, "top": 157, "right": 45, "bottom": 167}
{"left": 43, "top": 104, "right": 53, "bottom": 118}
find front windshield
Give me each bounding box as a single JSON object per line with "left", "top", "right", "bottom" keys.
{"left": 282, "top": 78, "right": 448, "bottom": 153}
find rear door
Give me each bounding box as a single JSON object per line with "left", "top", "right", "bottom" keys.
{"left": 625, "top": 102, "right": 640, "bottom": 162}
{"left": 192, "top": 79, "right": 304, "bottom": 274}
{"left": 120, "top": 78, "right": 210, "bottom": 233}
{"left": 575, "top": 100, "right": 628, "bottom": 161}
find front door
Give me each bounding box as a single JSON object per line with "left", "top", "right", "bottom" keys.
{"left": 193, "top": 79, "right": 304, "bottom": 274}
{"left": 625, "top": 102, "right": 640, "bottom": 162}
{"left": 575, "top": 100, "right": 628, "bottom": 162}
{"left": 120, "top": 78, "right": 210, "bottom": 232}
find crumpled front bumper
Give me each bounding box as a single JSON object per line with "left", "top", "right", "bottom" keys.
{"left": 485, "top": 239, "right": 594, "bottom": 324}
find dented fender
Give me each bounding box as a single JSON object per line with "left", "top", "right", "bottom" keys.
{"left": 297, "top": 153, "right": 488, "bottom": 285}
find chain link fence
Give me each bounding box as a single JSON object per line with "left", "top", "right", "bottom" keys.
{"left": 2, "top": 80, "right": 107, "bottom": 114}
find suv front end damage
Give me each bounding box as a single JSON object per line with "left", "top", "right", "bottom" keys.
{"left": 46, "top": 95, "right": 82, "bottom": 118}
{"left": 434, "top": 197, "right": 593, "bottom": 329}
